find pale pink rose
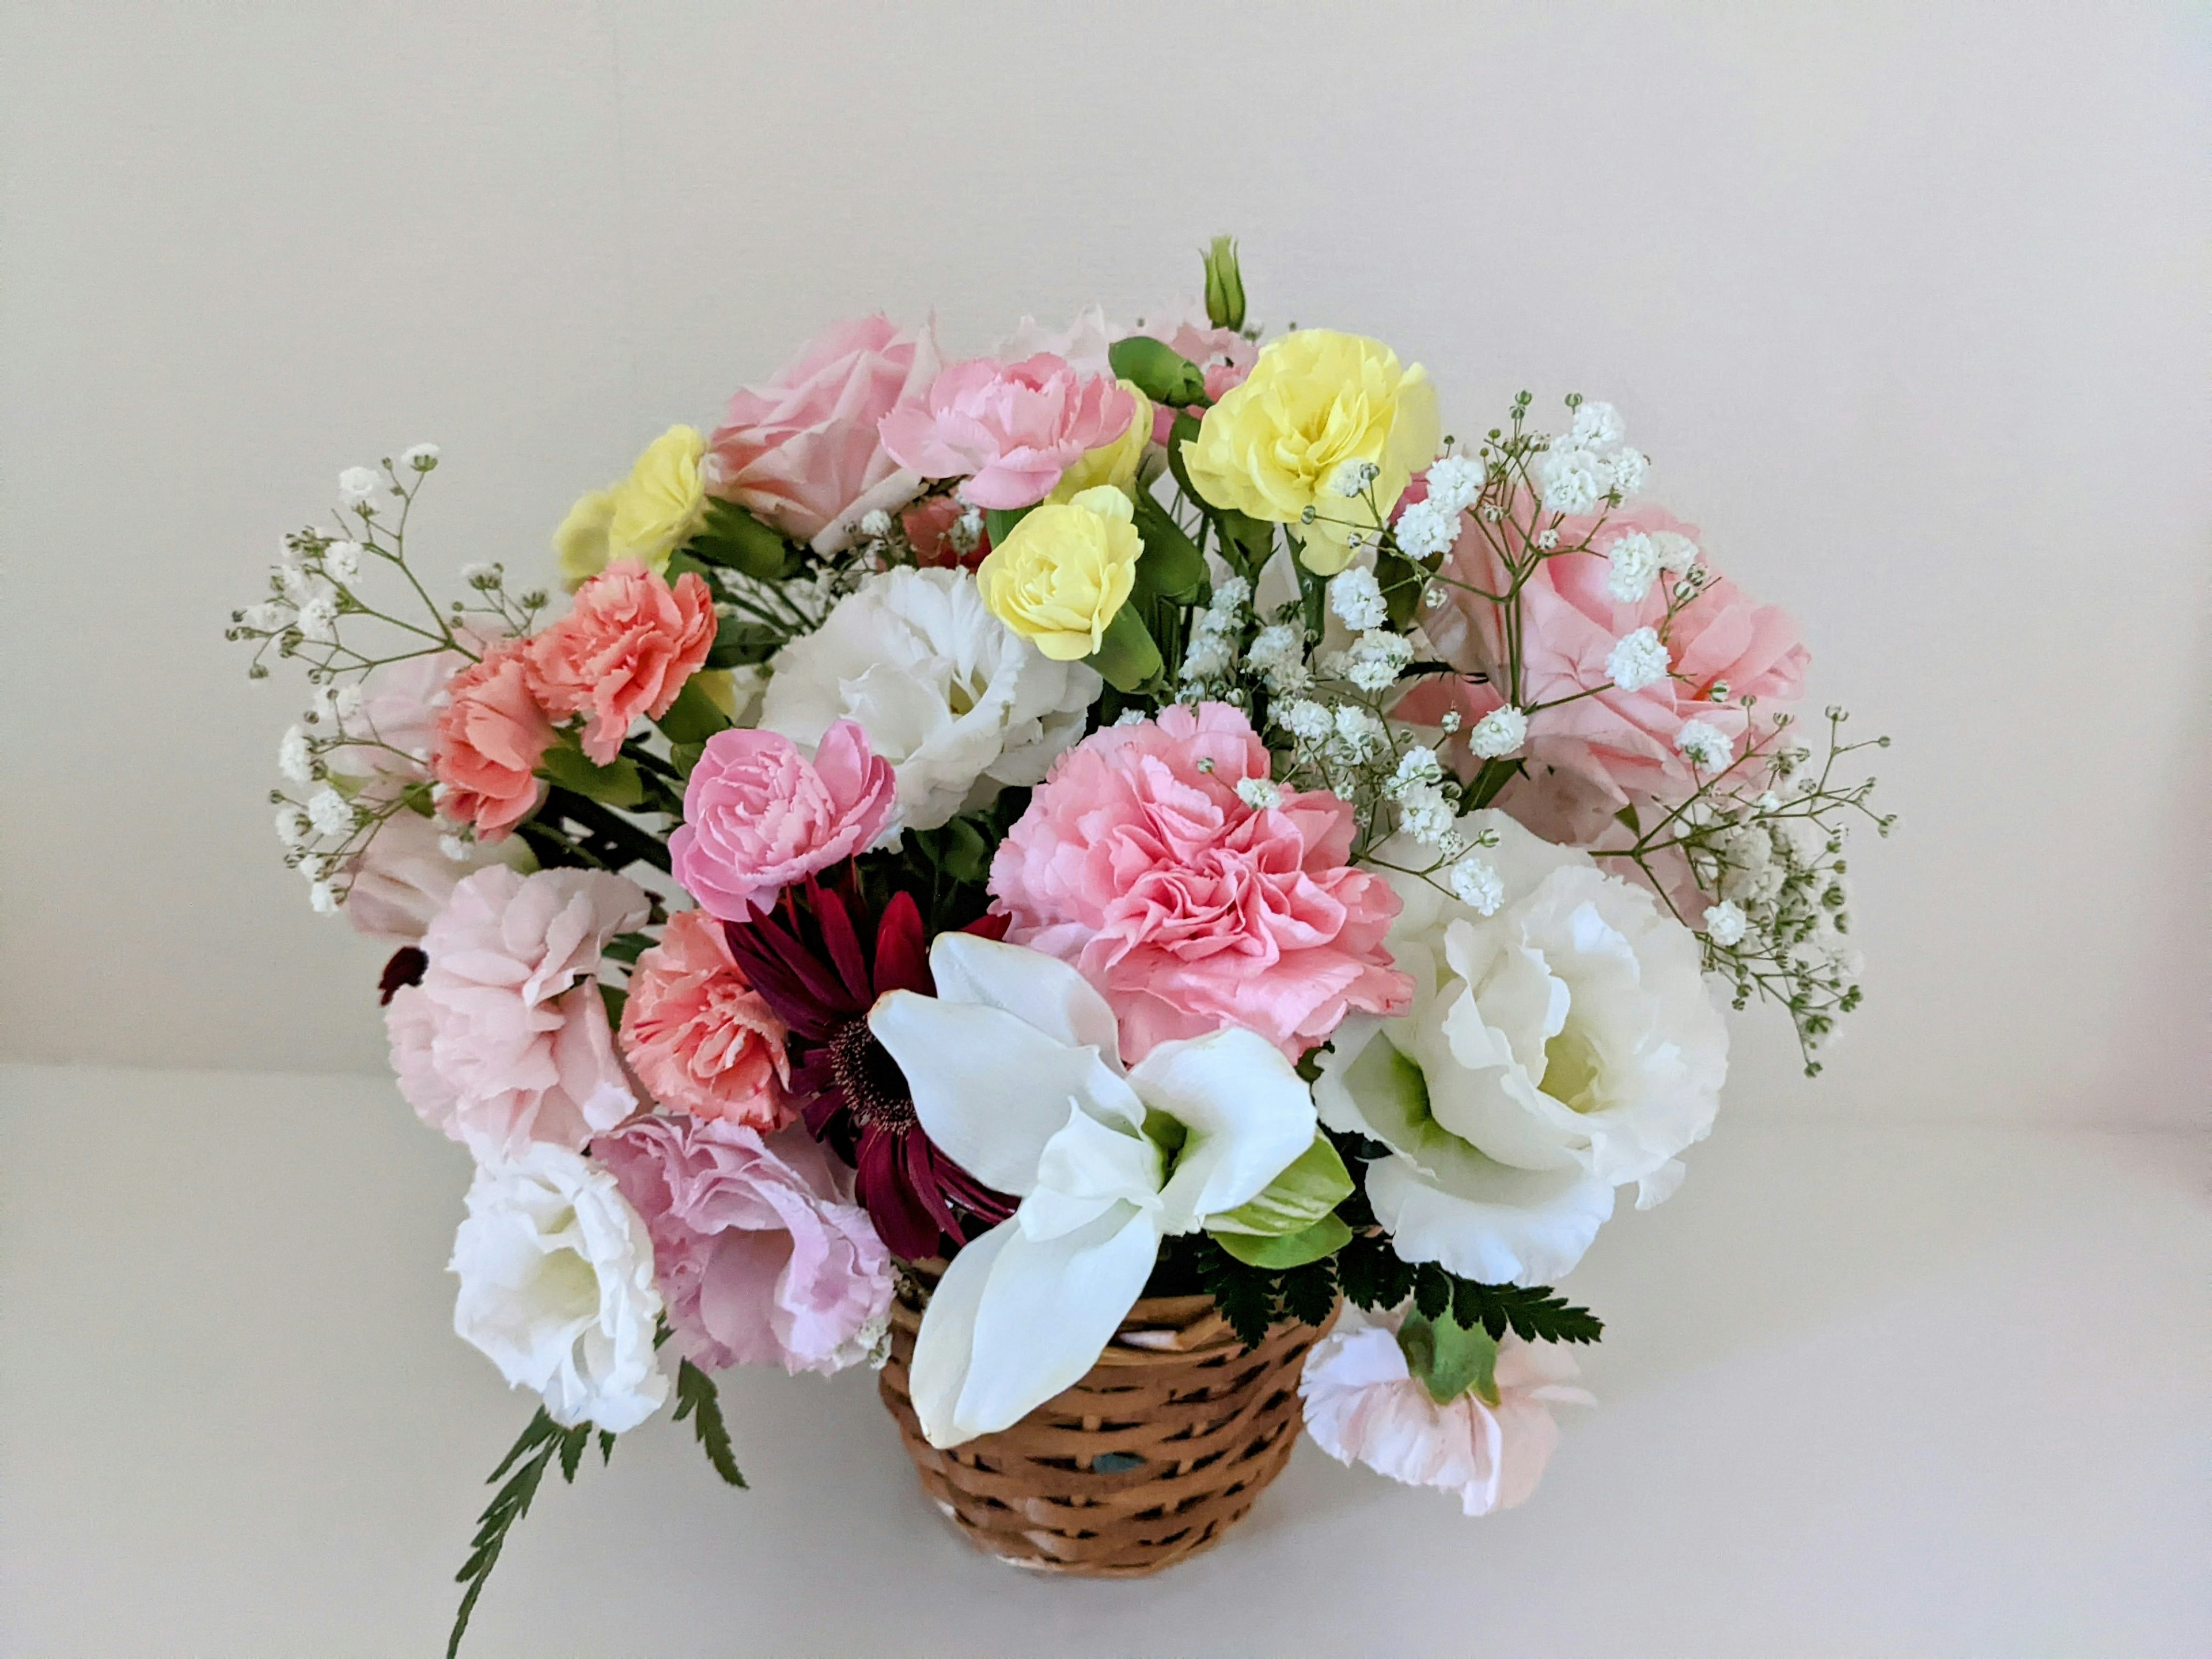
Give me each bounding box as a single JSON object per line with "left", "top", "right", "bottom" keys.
{"left": 1300, "top": 1308, "right": 1594, "bottom": 1516}
{"left": 430, "top": 639, "right": 555, "bottom": 840}
{"left": 705, "top": 315, "right": 941, "bottom": 554}
{"left": 1119, "top": 300, "right": 1256, "bottom": 444}
{"left": 527, "top": 561, "right": 717, "bottom": 766}
{"left": 342, "top": 805, "right": 528, "bottom": 944}
{"left": 988, "top": 702, "right": 1411, "bottom": 1063}
{"left": 594, "top": 1115, "right": 892, "bottom": 1376}
{"left": 877, "top": 354, "right": 1138, "bottom": 511}
{"left": 385, "top": 866, "right": 649, "bottom": 1155}
{"left": 618, "top": 909, "right": 791, "bottom": 1130}
{"left": 669, "top": 720, "right": 896, "bottom": 921}
{"left": 1413, "top": 501, "right": 1810, "bottom": 843}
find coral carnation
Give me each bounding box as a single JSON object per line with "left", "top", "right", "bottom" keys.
{"left": 527, "top": 560, "right": 716, "bottom": 766}
{"left": 430, "top": 638, "right": 555, "bottom": 840}
{"left": 988, "top": 701, "right": 1411, "bottom": 1062}
{"left": 619, "top": 909, "right": 791, "bottom": 1130}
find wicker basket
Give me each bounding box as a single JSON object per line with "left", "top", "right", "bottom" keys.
{"left": 877, "top": 1262, "right": 1336, "bottom": 1577}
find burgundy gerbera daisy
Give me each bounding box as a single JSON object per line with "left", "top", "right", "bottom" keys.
{"left": 722, "top": 878, "right": 1013, "bottom": 1260}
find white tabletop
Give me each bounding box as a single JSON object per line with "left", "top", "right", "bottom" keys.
{"left": 3, "top": 1063, "right": 2205, "bottom": 1656}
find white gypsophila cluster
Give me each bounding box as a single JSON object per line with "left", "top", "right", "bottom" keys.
{"left": 1394, "top": 783, "right": 1460, "bottom": 850}
{"left": 1652, "top": 531, "right": 1700, "bottom": 574}
{"left": 1529, "top": 399, "right": 1649, "bottom": 514}
{"left": 1246, "top": 622, "right": 1311, "bottom": 696}
{"left": 1675, "top": 719, "right": 1733, "bottom": 773}
{"left": 948, "top": 506, "right": 984, "bottom": 556}
{"left": 306, "top": 786, "right": 357, "bottom": 838}
{"left": 1331, "top": 457, "right": 1382, "bottom": 498}
{"left": 858, "top": 508, "right": 894, "bottom": 540}
{"left": 1236, "top": 775, "right": 1284, "bottom": 811}
{"left": 337, "top": 465, "right": 382, "bottom": 508}
{"left": 401, "top": 442, "right": 441, "bottom": 472}
{"left": 1340, "top": 629, "right": 1413, "bottom": 693}
{"left": 1328, "top": 567, "right": 1387, "bottom": 631}
{"left": 1393, "top": 496, "right": 1461, "bottom": 560}
{"left": 324, "top": 540, "right": 363, "bottom": 582}
{"left": 1466, "top": 703, "right": 1528, "bottom": 760}
{"left": 1421, "top": 454, "right": 1487, "bottom": 518}
{"left": 1702, "top": 899, "right": 1748, "bottom": 947}
{"left": 1332, "top": 703, "right": 1388, "bottom": 762}
{"left": 1179, "top": 575, "right": 1251, "bottom": 695}
{"left": 1275, "top": 697, "right": 1334, "bottom": 744}
{"left": 1604, "top": 532, "right": 1660, "bottom": 603}
{"left": 1388, "top": 745, "right": 1445, "bottom": 794}
{"left": 1607, "top": 626, "right": 1671, "bottom": 693}
{"left": 1448, "top": 855, "right": 1505, "bottom": 915}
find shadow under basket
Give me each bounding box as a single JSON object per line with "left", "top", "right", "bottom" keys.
{"left": 877, "top": 1260, "right": 1337, "bottom": 1578}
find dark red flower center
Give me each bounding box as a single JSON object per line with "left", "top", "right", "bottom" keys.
{"left": 825, "top": 1016, "right": 915, "bottom": 1131}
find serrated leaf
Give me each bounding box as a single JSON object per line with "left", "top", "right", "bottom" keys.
{"left": 1280, "top": 1259, "right": 1340, "bottom": 1328}
{"left": 674, "top": 1359, "right": 747, "bottom": 1488}
{"left": 597, "top": 1430, "right": 615, "bottom": 1467}
{"left": 1207, "top": 1135, "right": 1355, "bottom": 1237}
{"left": 1211, "top": 1212, "right": 1351, "bottom": 1270}
{"left": 556, "top": 1423, "right": 589, "bottom": 1484}
{"left": 1414, "top": 1261, "right": 1452, "bottom": 1321}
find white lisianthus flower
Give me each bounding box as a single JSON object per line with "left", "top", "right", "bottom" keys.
{"left": 759, "top": 566, "right": 1099, "bottom": 835}
{"left": 1315, "top": 811, "right": 1728, "bottom": 1285}
{"left": 869, "top": 934, "right": 1318, "bottom": 1449}
{"left": 449, "top": 1142, "right": 670, "bottom": 1433}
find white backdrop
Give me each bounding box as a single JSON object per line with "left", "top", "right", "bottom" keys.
{"left": 3, "top": 1, "right": 2206, "bottom": 1128}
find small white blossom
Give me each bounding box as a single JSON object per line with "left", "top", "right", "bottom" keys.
{"left": 1604, "top": 532, "right": 1661, "bottom": 603}
{"left": 241, "top": 600, "right": 291, "bottom": 631}
{"left": 297, "top": 853, "right": 331, "bottom": 882}
{"left": 1534, "top": 528, "right": 1559, "bottom": 551}
{"left": 1395, "top": 783, "right": 1457, "bottom": 847}
{"left": 461, "top": 560, "right": 501, "bottom": 589}
{"left": 1467, "top": 703, "right": 1529, "bottom": 760}
{"left": 1421, "top": 456, "right": 1486, "bottom": 518}
{"left": 308, "top": 880, "right": 340, "bottom": 915}
{"left": 1569, "top": 400, "right": 1625, "bottom": 449}
{"left": 1277, "top": 698, "right": 1333, "bottom": 743}
{"left": 1703, "top": 899, "right": 1748, "bottom": 947}
{"left": 1393, "top": 497, "right": 1461, "bottom": 560}
{"left": 277, "top": 724, "right": 314, "bottom": 785}
{"left": 438, "top": 834, "right": 471, "bottom": 862}
{"left": 1652, "top": 531, "right": 1700, "bottom": 574}
{"left": 1329, "top": 567, "right": 1388, "bottom": 631}
{"left": 402, "top": 443, "right": 441, "bottom": 471}
{"left": 1113, "top": 707, "right": 1148, "bottom": 728}
{"left": 1247, "top": 623, "right": 1310, "bottom": 694}
{"left": 1345, "top": 630, "right": 1413, "bottom": 692}
{"left": 1332, "top": 704, "right": 1388, "bottom": 759}
{"left": 1236, "top": 775, "right": 1284, "bottom": 811}
{"left": 296, "top": 595, "right": 340, "bottom": 644}
{"left": 281, "top": 566, "right": 333, "bottom": 608}
{"left": 332, "top": 683, "right": 364, "bottom": 721}
{"left": 859, "top": 509, "right": 893, "bottom": 539}
{"left": 1210, "top": 575, "right": 1252, "bottom": 613}
{"left": 1607, "top": 626, "right": 1670, "bottom": 692}
{"left": 274, "top": 804, "right": 310, "bottom": 847}
{"left": 1330, "top": 458, "right": 1381, "bottom": 497}
{"left": 306, "top": 787, "right": 356, "bottom": 838}
{"left": 948, "top": 507, "right": 983, "bottom": 556}
{"left": 1532, "top": 444, "right": 1604, "bottom": 514}
{"left": 1608, "top": 446, "right": 1649, "bottom": 496}
{"left": 1676, "top": 719, "right": 1733, "bottom": 772}
{"left": 323, "top": 540, "right": 363, "bottom": 582}
{"left": 1449, "top": 856, "right": 1505, "bottom": 915}
{"left": 1180, "top": 634, "right": 1234, "bottom": 680}
{"left": 1387, "top": 745, "right": 1445, "bottom": 796}
{"left": 337, "top": 466, "right": 382, "bottom": 507}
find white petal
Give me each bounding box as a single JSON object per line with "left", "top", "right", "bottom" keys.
{"left": 1634, "top": 1157, "right": 1686, "bottom": 1210}
{"left": 869, "top": 991, "right": 1141, "bottom": 1196}
{"left": 1020, "top": 1102, "right": 1164, "bottom": 1242}
{"left": 906, "top": 1217, "right": 1011, "bottom": 1449}
{"left": 926, "top": 933, "right": 1123, "bottom": 1066}
{"left": 1368, "top": 1152, "right": 1615, "bottom": 1285}
{"left": 1131, "top": 1028, "right": 1317, "bottom": 1229}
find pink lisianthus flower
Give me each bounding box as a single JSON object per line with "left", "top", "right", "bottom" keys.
{"left": 669, "top": 721, "right": 896, "bottom": 922}
{"left": 988, "top": 702, "right": 1411, "bottom": 1063}
{"left": 1299, "top": 1306, "right": 1593, "bottom": 1516}
{"left": 385, "top": 866, "right": 649, "bottom": 1155}
{"left": 594, "top": 1115, "right": 892, "bottom": 1377}
{"left": 527, "top": 561, "right": 717, "bottom": 765}
{"left": 704, "top": 315, "right": 941, "bottom": 554}
{"left": 1119, "top": 301, "right": 1256, "bottom": 444}
{"left": 1411, "top": 502, "right": 1810, "bottom": 844}
{"left": 430, "top": 638, "right": 555, "bottom": 840}
{"left": 618, "top": 908, "right": 792, "bottom": 1131}
{"left": 877, "top": 354, "right": 1138, "bottom": 511}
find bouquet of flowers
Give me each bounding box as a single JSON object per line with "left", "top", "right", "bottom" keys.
{"left": 230, "top": 240, "right": 1888, "bottom": 1651}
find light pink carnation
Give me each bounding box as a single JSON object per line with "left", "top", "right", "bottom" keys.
{"left": 1300, "top": 1308, "right": 1593, "bottom": 1516}
{"left": 669, "top": 720, "right": 895, "bottom": 921}
{"left": 705, "top": 315, "right": 941, "bottom": 554}
{"left": 1415, "top": 502, "right": 1810, "bottom": 844}
{"left": 343, "top": 805, "right": 527, "bottom": 944}
{"left": 527, "top": 561, "right": 717, "bottom": 765}
{"left": 988, "top": 702, "right": 1410, "bottom": 1063}
{"left": 430, "top": 639, "right": 555, "bottom": 840}
{"left": 618, "top": 909, "right": 791, "bottom": 1130}
{"left": 878, "top": 354, "right": 1138, "bottom": 511}
{"left": 386, "top": 866, "right": 649, "bottom": 1154}
{"left": 1120, "top": 301, "right": 1256, "bottom": 443}
{"left": 595, "top": 1115, "right": 892, "bottom": 1376}
{"left": 327, "top": 647, "right": 465, "bottom": 797}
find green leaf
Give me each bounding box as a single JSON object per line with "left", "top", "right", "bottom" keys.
{"left": 1129, "top": 488, "right": 1209, "bottom": 604}
{"left": 1207, "top": 1135, "right": 1355, "bottom": 1236}
{"left": 601, "top": 931, "right": 653, "bottom": 965}
{"left": 1108, "top": 335, "right": 1207, "bottom": 406}
{"left": 1166, "top": 411, "right": 1206, "bottom": 506}
{"left": 669, "top": 741, "right": 707, "bottom": 781}
{"left": 537, "top": 741, "right": 645, "bottom": 810}
{"left": 1334, "top": 1229, "right": 1415, "bottom": 1312}
{"left": 673, "top": 1359, "right": 747, "bottom": 1488}
{"left": 1084, "top": 599, "right": 1162, "bottom": 692}
{"left": 597, "top": 980, "right": 627, "bottom": 1027}
{"left": 654, "top": 675, "right": 732, "bottom": 746}
{"left": 704, "top": 622, "right": 783, "bottom": 669}
{"left": 555, "top": 1422, "right": 590, "bottom": 1484}
{"left": 1374, "top": 546, "right": 1430, "bottom": 630}
{"left": 1212, "top": 1212, "right": 1353, "bottom": 1270}
{"left": 449, "top": 1409, "right": 575, "bottom": 1659}
{"left": 1202, "top": 233, "right": 1247, "bottom": 332}
{"left": 1414, "top": 1260, "right": 1452, "bottom": 1321}
{"left": 1449, "top": 1278, "right": 1605, "bottom": 1346}
{"left": 1396, "top": 1307, "right": 1501, "bottom": 1406}
{"left": 1464, "top": 755, "right": 1525, "bottom": 812}
{"left": 683, "top": 498, "right": 791, "bottom": 581}
{"left": 936, "top": 816, "right": 990, "bottom": 886}
{"left": 983, "top": 506, "right": 1032, "bottom": 550}
{"left": 597, "top": 1430, "right": 615, "bottom": 1466}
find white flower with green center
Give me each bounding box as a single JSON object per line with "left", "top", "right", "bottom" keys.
{"left": 869, "top": 934, "right": 1324, "bottom": 1449}
{"left": 1316, "top": 811, "right": 1728, "bottom": 1285}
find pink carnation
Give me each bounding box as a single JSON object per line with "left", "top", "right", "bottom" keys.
{"left": 386, "top": 866, "right": 649, "bottom": 1155}
{"left": 527, "top": 561, "right": 717, "bottom": 766}
{"left": 877, "top": 354, "right": 1137, "bottom": 511}
{"left": 1414, "top": 502, "right": 1810, "bottom": 844}
{"left": 988, "top": 702, "right": 1410, "bottom": 1063}
{"left": 1300, "top": 1308, "right": 1593, "bottom": 1517}
{"left": 343, "top": 805, "right": 524, "bottom": 944}
{"left": 1121, "top": 301, "right": 1256, "bottom": 444}
{"left": 670, "top": 720, "right": 895, "bottom": 922}
{"left": 618, "top": 909, "right": 791, "bottom": 1130}
{"left": 595, "top": 1115, "right": 892, "bottom": 1376}
{"left": 705, "top": 315, "right": 941, "bottom": 554}
{"left": 430, "top": 638, "right": 555, "bottom": 840}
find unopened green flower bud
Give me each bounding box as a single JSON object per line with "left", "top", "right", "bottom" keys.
{"left": 1202, "top": 234, "right": 1246, "bottom": 332}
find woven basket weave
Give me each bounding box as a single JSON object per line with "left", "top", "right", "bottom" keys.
{"left": 877, "top": 1262, "right": 1336, "bottom": 1577}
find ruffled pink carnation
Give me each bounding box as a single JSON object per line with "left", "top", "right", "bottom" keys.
{"left": 705, "top": 315, "right": 941, "bottom": 554}
{"left": 1121, "top": 301, "right": 1256, "bottom": 443}
{"left": 1414, "top": 502, "right": 1810, "bottom": 844}
{"left": 877, "top": 354, "right": 1137, "bottom": 511}
{"left": 527, "top": 561, "right": 717, "bottom": 765}
{"left": 670, "top": 720, "right": 895, "bottom": 921}
{"left": 430, "top": 638, "right": 554, "bottom": 840}
{"left": 988, "top": 702, "right": 1410, "bottom": 1063}
{"left": 618, "top": 909, "right": 791, "bottom": 1130}
{"left": 595, "top": 1115, "right": 892, "bottom": 1376}
{"left": 386, "top": 866, "right": 649, "bottom": 1154}
{"left": 1300, "top": 1309, "right": 1593, "bottom": 1517}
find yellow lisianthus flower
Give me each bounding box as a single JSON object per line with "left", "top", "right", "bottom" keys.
{"left": 976, "top": 485, "right": 1141, "bottom": 661}
{"left": 553, "top": 425, "right": 710, "bottom": 590}
{"left": 1180, "top": 329, "right": 1440, "bottom": 575}
{"left": 1046, "top": 381, "right": 1153, "bottom": 503}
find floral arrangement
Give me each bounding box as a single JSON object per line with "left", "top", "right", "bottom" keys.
{"left": 229, "top": 241, "right": 1889, "bottom": 1652}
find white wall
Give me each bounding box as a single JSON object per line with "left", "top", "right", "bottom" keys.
{"left": 3, "top": 1, "right": 2205, "bottom": 1126}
